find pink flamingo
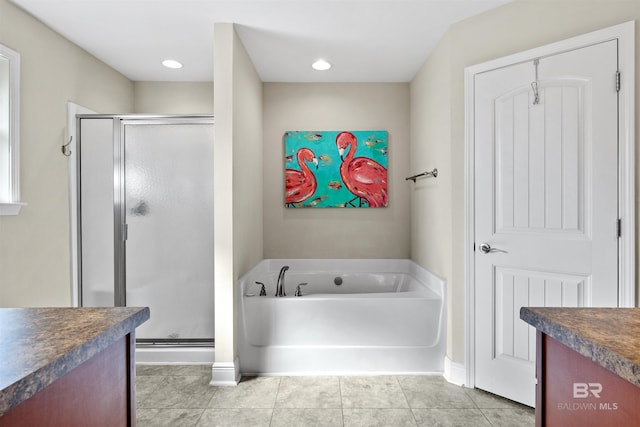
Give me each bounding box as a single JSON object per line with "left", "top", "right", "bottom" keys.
{"left": 336, "top": 132, "right": 388, "bottom": 207}
{"left": 285, "top": 148, "right": 319, "bottom": 206}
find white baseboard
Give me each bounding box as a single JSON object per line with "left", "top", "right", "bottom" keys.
{"left": 443, "top": 356, "right": 465, "bottom": 386}
{"left": 211, "top": 357, "right": 241, "bottom": 386}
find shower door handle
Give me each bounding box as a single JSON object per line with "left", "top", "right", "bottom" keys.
{"left": 479, "top": 243, "right": 507, "bottom": 254}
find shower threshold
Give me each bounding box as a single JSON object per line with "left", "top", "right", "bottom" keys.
{"left": 135, "top": 339, "right": 215, "bottom": 364}
{"left": 136, "top": 338, "right": 214, "bottom": 347}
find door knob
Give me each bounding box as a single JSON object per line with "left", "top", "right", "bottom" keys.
{"left": 479, "top": 243, "right": 507, "bottom": 254}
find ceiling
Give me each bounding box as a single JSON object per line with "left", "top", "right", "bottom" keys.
{"left": 10, "top": 0, "right": 512, "bottom": 83}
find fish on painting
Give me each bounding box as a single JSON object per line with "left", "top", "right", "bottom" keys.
{"left": 364, "top": 135, "right": 384, "bottom": 147}
{"left": 327, "top": 180, "right": 342, "bottom": 190}
{"left": 306, "top": 194, "right": 328, "bottom": 207}
{"left": 305, "top": 132, "right": 324, "bottom": 141}
{"left": 319, "top": 154, "right": 332, "bottom": 166}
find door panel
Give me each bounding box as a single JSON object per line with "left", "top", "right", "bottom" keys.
{"left": 494, "top": 267, "right": 589, "bottom": 361}
{"left": 474, "top": 40, "right": 619, "bottom": 406}
{"left": 79, "top": 118, "right": 116, "bottom": 307}
{"left": 495, "top": 82, "right": 587, "bottom": 235}
{"left": 124, "top": 122, "right": 215, "bottom": 341}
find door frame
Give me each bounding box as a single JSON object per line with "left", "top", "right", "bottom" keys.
{"left": 463, "top": 21, "right": 635, "bottom": 389}
{"left": 67, "top": 102, "right": 97, "bottom": 307}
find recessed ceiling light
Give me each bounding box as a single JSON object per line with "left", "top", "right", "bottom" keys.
{"left": 312, "top": 59, "right": 331, "bottom": 71}
{"left": 162, "top": 59, "right": 183, "bottom": 69}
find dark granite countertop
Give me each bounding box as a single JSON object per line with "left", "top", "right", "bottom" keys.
{"left": 0, "top": 307, "right": 150, "bottom": 416}
{"left": 520, "top": 307, "right": 640, "bottom": 388}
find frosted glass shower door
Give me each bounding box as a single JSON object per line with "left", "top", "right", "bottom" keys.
{"left": 79, "top": 118, "right": 115, "bottom": 307}
{"left": 123, "top": 120, "right": 214, "bottom": 342}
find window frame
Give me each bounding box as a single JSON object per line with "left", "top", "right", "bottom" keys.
{"left": 0, "top": 43, "right": 24, "bottom": 215}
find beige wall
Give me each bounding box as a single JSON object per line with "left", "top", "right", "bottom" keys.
{"left": 410, "top": 0, "right": 640, "bottom": 364}
{"left": 134, "top": 81, "right": 213, "bottom": 114}
{"left": 263, "top": 83, "right": 411, "bottom": 259}
{"left": 0, "top": 0, "right": 134, "bottom": 307}
{"left": 213, "top": 23, "right": 263, "bottom": 371}
{"left": 410, "top": 32, "right": 454, "bottom": 357}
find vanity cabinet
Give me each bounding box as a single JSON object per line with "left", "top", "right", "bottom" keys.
{"left": 0, "top": 307, "right": 149, "bottom": 426}
{"left": 521, "top": 307, "right": 640, "bottom": 427}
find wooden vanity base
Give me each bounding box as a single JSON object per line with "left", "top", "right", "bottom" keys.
{"left": 537, "top": 331, "right": 640, "bottom": 426}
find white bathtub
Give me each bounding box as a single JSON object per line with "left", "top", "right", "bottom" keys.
{"left": 238, "top": 259, "right": 446, "bottom": 375}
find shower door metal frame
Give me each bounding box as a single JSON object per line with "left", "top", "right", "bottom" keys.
{"left": 76, "top": 114, "right": 214, "bottom": 310}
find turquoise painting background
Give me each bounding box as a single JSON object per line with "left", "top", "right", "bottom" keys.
{"left": 284, "top": 130, "right": 388, "bottom": 208}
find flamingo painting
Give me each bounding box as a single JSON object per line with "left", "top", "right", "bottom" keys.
{"left": 283, "top": 130, "right": 387, "bottom": 208}
{"left": 336, "top": 131, "right": 388, "bottom": 207}
{"left": 285, "top": 147, "right": 319, "bottom": 207}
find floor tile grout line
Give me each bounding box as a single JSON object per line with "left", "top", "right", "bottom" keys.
{"left": 392, "top": 375, "right": 411, "bottom": 410}
{"left": 463, "top": 386, "right": 482, "bottom": 410}
{"left": 193, "top": 407, "right": 207, "bottom": 426}
{"left": 202, "top": 382, "right": 218, "bottom": 413}
{"left": 479, "top": 407, "right": 496, "bottom": 427}
{"left": 268, "top": 376, "right": 282, "bottom": 426}
{"left": 396, "top": 376, "right": 420, "bottom": 426}
{"left": 135, "top": 374, "right": 170, "bottom": 409}
{"left": 338, "top": 376, "right": 345, "bottom": 426}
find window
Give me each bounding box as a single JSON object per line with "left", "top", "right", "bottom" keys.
{"left": 0, "top": 43, "right": 23, "bottom": 215}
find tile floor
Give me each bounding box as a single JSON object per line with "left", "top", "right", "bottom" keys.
{"left": 136, "top": 365, "right": 535, "bottom": 426}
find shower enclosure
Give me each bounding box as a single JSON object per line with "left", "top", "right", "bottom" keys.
{"left": 76, "top": 115, "right": 214, "bottom": 348}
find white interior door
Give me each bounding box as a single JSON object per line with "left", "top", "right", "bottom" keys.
{"left": 474, "top": 40, "right": 619, "bottom": 406}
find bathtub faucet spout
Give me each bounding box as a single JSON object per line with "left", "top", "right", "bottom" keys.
{"left": 276, "top": 266, "right": 289, "bottom": 297}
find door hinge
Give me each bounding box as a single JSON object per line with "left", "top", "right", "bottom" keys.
{"left": 122, "top": 223, "right": 128, "bottom": 241}
{"left": 616, "top": 71, "right": 621, "bottom": 92}
{"left": 617, "top": 218, "right": 621, "bottom": 238}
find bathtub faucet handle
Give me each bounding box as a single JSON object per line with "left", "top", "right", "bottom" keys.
{"left": 295, "top": 283, "right": 308, "bottom": 297}
{"left": 254, "top": 281, "right": 267, "bottom": 296}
